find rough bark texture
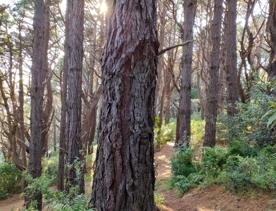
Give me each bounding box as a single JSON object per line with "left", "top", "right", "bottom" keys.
{"left": 268, "top": 0, "right": 276, "bottom": 81}
{"left": 90, "top": 0, "right": 159, "bottom": 210}
{"left": 66, "top": 0, "right": 85, "bottom": 193}
{"left": 57, "top": 1, "right": 70, "bottom": 191}
{"left": 224, "top": 0, "right": 239, "bottom": 116}
{"left": 176, "top": 0, "right": 197, "bottom": 147}
{"left": 203, "top": 0, "right": 223, "bottom": 147}
{"left": 26, "top": 0, "right": 49, "bottom": 209}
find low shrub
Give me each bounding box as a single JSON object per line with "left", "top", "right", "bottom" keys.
{"left": 202, "top": 147, "right": 228, "bottom": 179}
{"left": 42, "top": 153, "right": 58, "bottom": 185}
{"left": 171, "top": 148, "right": 197, "bottom": 177}
{"left": 218, "top": 156, "right": 257, "bottom": 192}
{"left": 171, "top": 173, "right": 203, "bottom": 193}
{"left": 228, "top": 140, "right": 258, "bottom": 157}
{"left": 44, "top": 189, "right": 92, "bottom": 211}
{"left": 171, "top": 143, "right": 276, "bottom": 194}
{"left": 218, "top": 82, "right": 275, "bottom": 146}
{"left": 24, "top": 173, "right": 92, "bottom": 211}
{"left": 0, "top": 162, "right": 22, "bottom": 199}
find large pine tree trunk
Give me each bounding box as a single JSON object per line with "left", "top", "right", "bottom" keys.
{"left": 203, "top": 0, "right": 223, "bottom": 147}
{"left": 26, "top": 0, "right": 49, "bottom": 209}
{"left": 90, "top": 0, "right": 158, "bottom": 210}
{"left": 224, "top": 0, "right": 239, "bottom": 116}
{"left": 268, "top": 0, "right": 276, "bottom": 81}
{"left": 176, "top": 0, "right": 197, "bottom": 146}
{"left": 65, "top": 0, "right": 85, "bottom": 193}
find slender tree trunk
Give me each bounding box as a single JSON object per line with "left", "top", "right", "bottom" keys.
{"left": 26, "top": 0, "right": 49, "bottom": 209}
{"left": 57, "top": 2, "right": 70, "bottom": 191}
{"left": 90, "top": 0, "right": 158, "bottom": 210}
{"left": 224, "top": 0, "right": 239, "bottom": 116}
{"left": 41, "top": 5, "right": 51, "bottom": 156}
{"left": 18, "top": 20, "right": 27, "bottom": 168}
{"left": 53, "top": 117, "right": 57, "bottom": 152}
{"left": 268, "top": 0, "right": 276, "bottom": 81}
{"left": 162, "top": 63, "right": 172, "bottom": 124}
{"left": 156, "top": 1, "right": 166, "bottom": 122}
{"left": 176, "top": 0, "right": 197, "bottom": 147}
{"left": 203, "top": 0, "right": 223, "bottom": 147}
{"left": 65, "top": 0, "right": 85, "bottom": 194}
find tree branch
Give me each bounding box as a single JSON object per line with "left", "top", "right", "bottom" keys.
{"left": 158, "top": 40, "right": 193, "bottom": 56}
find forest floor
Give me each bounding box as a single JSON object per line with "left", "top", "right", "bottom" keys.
{"left": 0, "top": 142, "right": 276, "bottom": 211}
{"left": 155, "top": 142, "right": 276, "bottom": 211}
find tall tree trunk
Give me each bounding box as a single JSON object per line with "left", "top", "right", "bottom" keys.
{"left": 18, "top": 20, "right": 27, "bottom": 168}
{"left": 90, "top": 0, "right": 158, "bottom": 210}
{"left": 65, "top": 0, "right": 85, "bottom": 193}
{"left": 57, "top": 1, "right": 71, "bottom": 191}
{"left": 203, "top": 0, "right": 223, "bottom": 147}
{"left": 26, "top": 0, "right": 49, "bottom": 209}
{"left": 176, "top": 0, "right": 197, "bottom": 147}
{"left": 156, "top": 1, "right": 166, "bottom": 122}
{"left": 41, "top": 5, "right": 51, "bottom": 156}
{"left": 224, "top": 0, "right": 239, "bottom": 116}
{"left": 268, "top": 0, "right": 276, "bottom": 81}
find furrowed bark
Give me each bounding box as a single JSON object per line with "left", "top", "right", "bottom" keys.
{"left": 65, "top": 0, "right": 85, "bottom": 194}
{"left": 26, "top": 0, "right": 49, "bottom": 209}
{"left": 90, "top": 0, "right": 159, "bottom": 210}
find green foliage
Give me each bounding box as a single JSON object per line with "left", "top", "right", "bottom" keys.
{"left": 228, "top": 140, "right": 258, "bottom": 157}
{"left": 190, "top": 119, "right": 205, "bottom": 148}
{"left": 218, "top": 149, "right": 276, "bottom": 192}
{"left": 24, "top": 173, "right": 93, "bottom": 211}
{"left": 201, "top": 147, "right": 228, "bottom": 179}
{"left": 170, "top": 142, "right": 276, "bottom": 194}
{"left": 42, "top": 153, "right": 58, "bottom": 184}
{"left": 218, "top": 82, "right": 276, "bottom": 146}
{"left": 154, "top": 118, "right": 176, "bottom": 149}
{"left": 171, "top": 148, "right": 197, "bottom": 177}
{"left": 154, "top": 117, "right": 205, "bottom": 150}
{"left": 218, "top": 156, "right": 257, "bottom": 192}
{"left": 263, "top": 101, "right": 276, "bottom": 128}
{"left": 44, "top": 188, "right": 93, "bottom": 211}
{"left": 154, "top": 192, "right": 165, "bottom": 207}
{"left": 171, "top": 173, "right": 203, "bottom": 193}
{"left": 0, "top": 162, "right": 22, "bottom": 199}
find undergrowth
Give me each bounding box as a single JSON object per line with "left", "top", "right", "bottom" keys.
{"left": 171, "top": 141, "right": 276, "bottom": 194}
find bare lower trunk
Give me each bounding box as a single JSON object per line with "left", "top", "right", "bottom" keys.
{"left": 18, "top": 20, "right": 27, "bottom": 168}
{"left": 176, "top": 0, "right": 197, "bottom": 146}
{"left": 203, "top": 0, "right": 223, "bottom": 147}
{"left": 65, "top": 0, "right": 85, "bottom": 194}
{"left": 57, "top": 2, "right": 70, "bottom": 191}
{"left": 26, "top": 0, "right": 49, "bottom": 209}
{"left": 90, "top": 0, "right": 158, "bottom": 210}
{"left": 224, "top": 0, "right": 239, "bottom": 116}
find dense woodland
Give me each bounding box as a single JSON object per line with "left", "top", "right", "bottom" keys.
{"left": 0, "top": 0, "right": 275, "bottom": 210}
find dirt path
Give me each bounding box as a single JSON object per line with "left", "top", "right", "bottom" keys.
{"left": 0, "top": 194, "right": 24, "bottom": 211}
{"left": 155, "top": 142, "right": 276, "bottom": 211}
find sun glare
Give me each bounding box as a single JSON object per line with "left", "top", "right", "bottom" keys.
{"left": 100, "top": 0, "right": 107, "bottom": 14}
